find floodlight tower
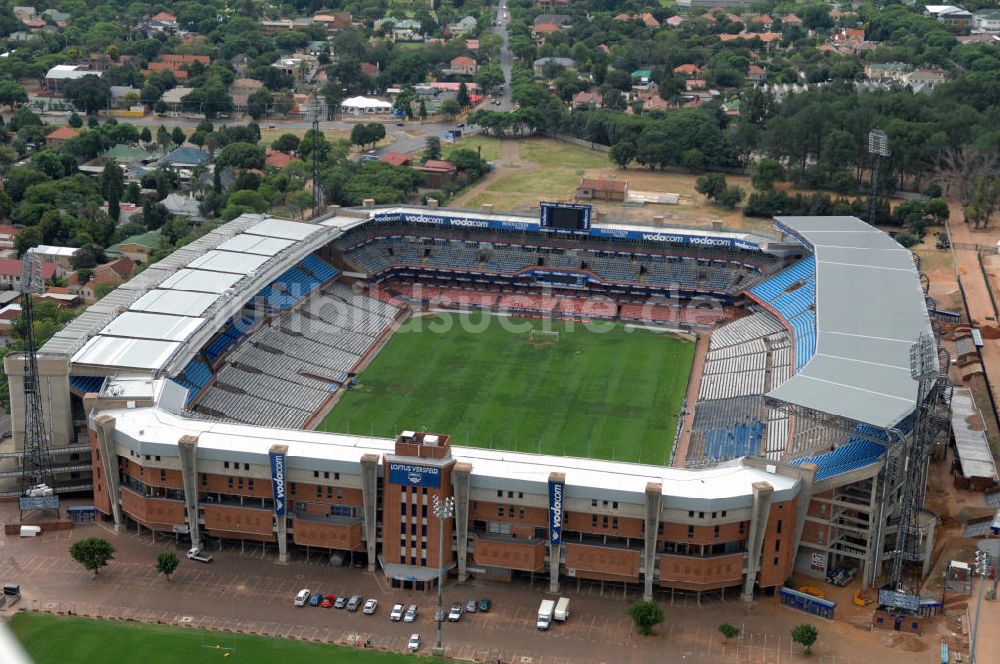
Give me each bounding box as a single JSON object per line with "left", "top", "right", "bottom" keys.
{"left": 18, "top": 252, "right": 57, "bottom": 518}
{"left": 306, "top": 100, "right": 323, "bottom": 214}
{"left": 867, "top": 129, "right": 890, "bottom": 224}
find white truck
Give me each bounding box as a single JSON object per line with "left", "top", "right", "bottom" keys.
{"left": 537, "top": 599, "right": 555, "bottom": 630}
{"left": 186, "top": 547, "right": 213, "bottom": 563}
{"left": 554, "top": 597, "right": 570, "bottom": 622}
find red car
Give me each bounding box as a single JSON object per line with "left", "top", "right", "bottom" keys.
{"left": 321, "top": 595, "right": 336, "bottom": 608}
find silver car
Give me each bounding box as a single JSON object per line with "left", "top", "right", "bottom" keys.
{"left": 404, "top": 604, "right": 418, "bottom": 622}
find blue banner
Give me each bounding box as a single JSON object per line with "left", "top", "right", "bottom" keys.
{"left": 369, "top": 210, "right": 762, "bottom": 251}
{"left": 548, "top": 479, "right": 564, "bottom": 547}
{"left": 389, "top": 462, "right": 441, "bottom": 488}
{"left": 269, "top": 452, "right": 286, "bottom": 516}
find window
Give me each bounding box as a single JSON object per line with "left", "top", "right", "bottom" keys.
{"left": 739, "top": 521, "right": 745, "bottom": 535}
{"left": 776, "top": 520, "right": 782, "bottom": 534}
{"left": 775, "top": 540, "right": 781, "bottom": 552}
{"left": 658, "top": 523, "right": 664, "bottom": 534}
{"left": 699, "top": 512, "right": 704, "bottom": 519}
{"left": 422, "top": 525, "right": 427, "bottom": 537}
{"left": 400, "top": 523, "right": 406, "bottom": 534}
{"left": 421, "top": 504, "right": 427, "bottom": 517}
{"left": 592, "top": 515, "right": 598, "bottom": 526}
{"left": 335, "top": 472, "right": 340, "bottom": 480}
{"left": 711, "top": 512, "right": 717, "bottom": 519}
{"left": 237, "top": 477, "right": 244, "bottom": 489}
{"left": 773, "top": 557, "right": 779, "bottom": 565}
{"left": 602, "top": 516, "right": 608, "bottom": 527}
{"left": 508, "top": 505, "right": 514, "bottom": 517}
{"left": 324, "top": 471, "right": 329, "bottom": 479}
{"left": 145, "top": 454, "right": 150, "bottom": 460}
{"left": 244, "top": 463, "right": 249, "bottom": 471}
{"left": 602, "top": 500, "right": 608, "bottom": 508}
{"left": 688, "top": 510, "right": 694, "bottom": 518}
{"left": 497, "top": 490, "right": 503, "bottom": 497}
{"left": 248, "top": 479, "right": 254, "bottom": 490}
{"left": 316, "top": 485, "right": 322, "bottom": 496}
{"left": 224, "top": 461, "right": 230, "bottom": 469}
{"left": 290, "top": 482, "right": 296, "bottom": 495}
{"left": 227, "top": 477, "right": 233, "bottom": 488}
{"left": 507, "top": 491, "right": 513, "bottom": 498}
{"left": 336, "top": 488, "right": 343, "bottom": 499}
{"left": 612, "top": 501, "right": 618, "bottom": 509}
{"left": 155, "top": 455, "right": 160, "bottom": 461}
{"left": 592, "top": 499, "right": 598, "bottom": 508}
{"left": 313, "top": 471, "right": 319, "bottom": 478}
{"left": 519, "top": 508, "right": 525, "bottom": 519}
{"left": 498, "top": 506, "right": 504, "bottom": 517}
{"left": 688, "top": 525, "right": 694, "bottom": 538}
{"left": 721, "top": 511, "right": 727, "bottom": 518}
{"left": 714, "top": 525, "right": 719, "bottom": 538}
{"left": 612, "top": 518, "right": 618, "bottom": 530}
{"left": 518, "top": 492, "right": 523, "bottom": 499}
{"left": 201, "top": 473, "right": 207, "bottom": 486}
{"left": 327, "top": 486, "right": 333, "bottom": 498}
{"left": 160, "top": 469, "right": 166, "bottom": 482}
{"left": 818, "top": 531, "right": 825, "bottom": 545}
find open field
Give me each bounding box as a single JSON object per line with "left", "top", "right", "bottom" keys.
{"left": 319, "top": 314, "right": 694, "bottom": 463}
{"left": 448, "top": 135, "right": 502, "bottom": 161}
{"left": 9, "top": 613, "right": 434, "bottom": 664}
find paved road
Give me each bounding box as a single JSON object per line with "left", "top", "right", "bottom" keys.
{"left": 494, "top": 0, "right": 514, "bottom": 112}
{"left": 0, "top": 523, "right": 940, "bottom": 663}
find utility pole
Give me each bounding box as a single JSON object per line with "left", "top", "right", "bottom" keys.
{"left": 432, "top": 495, "right": 454, "bottom": 657}
{"left": 970, "top": 550, "right": 990, "bottom": 664}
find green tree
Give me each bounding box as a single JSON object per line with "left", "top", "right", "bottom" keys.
{"left": 63, "top": 75, "right": 112, "bottom": 115}
{"left": 247, "top": 88, "right": 273, "bottom": 120}
{"left": 718, "top": 623, "right": 740, "bottom": 640}
{"left": 0, "top": 80, "right": 27, "bottom": 111}
{"left": 217, "top": 142, "right": 266, "bottom": 170}
{"left": 791, "top": 624, "right": 818, "bottom": 655}
{"left": 716, "top": 185, "right": 745, "bottom": 209}
{"left": 457, "top": 81, "right": 471, "bottom": 109}
{"left": 139, "top": 127, "right": 152, "bottom": 143}
{"left": 610, "top": 141, "right": 637, "bottom": 169}
{"left": 419, "top": 99, "right": 427, "bottom": 121}
{"left": 156, "top": 125, "right": 171, "bottom": 154}
{"left": 101, "top": 160, "right": 124, "bottom": 222}
{"left": 423, "top": 136, "right": 441, "bottom": 163}
{"left": 628, "top": 600, "right": 664, "bottom": 636}
{"left": 68, "top": 112, "right": 83, "bottom": 129}
{"left": 271, "top": 133, "right": 300, "bottom": 154}
{"left": 171, "top": 127, "right": 186, "bottom": 146}
{"left": 695, "top": 173, "right": 728, "bottom": 201}
{"left": 156, "top": 551, "right": 179, "bottom": 580}
{"left": 69, "top": 537, "right": 115, "bottom": 575}
{"left": 273, "top": 92, "right": 294, "bottom": 117}
{"left": 751, "top": 158, "right": 785, "bottom": 191}
{"left": 441, "top": 98, "right": 461, "bottom": 120}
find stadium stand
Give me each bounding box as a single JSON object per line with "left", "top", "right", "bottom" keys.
{"left": 790, "top": 436, "right": 887, "bottom": 481}
{"left": 69, "top": 375, "right": 105, "bottom": 394}
{"left": 746, "top": 257, "right": 818, "bottom": 371}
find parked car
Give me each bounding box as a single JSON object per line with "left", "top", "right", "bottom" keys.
{"left": 408, "top": 633, "right": 421, "bottom": 652}
{"left": 321, "top": 595, "right": 335, "bottom": 608}
{"left": 363, "top": 598, "right": 379, "bottom": 615}
{"left": 186, "top": 547, "right": 213, "bottom": 563}
{"left": 390, "top": 603, "right": 405, "bottom": 621}
{"left": 434, "top": 607, "right": 446, "bottom": 623}
{"left": 346, "top": 595, "right": 363, "bottom": 612}
{"left": 478, "top": 598, "right": 492, "bottom": 613}
{"left": 448, "top": 601, "right": 463, "bottom": 622}
{"left": 465, "top": 599, "right": 478, "bottom": 613}
{"left": 404, "top": 604, "right": 418, "bottom": 623}
{"left": 294, "top": 589, "right": 311, "bottom": 607}
{"left": 309, "top": 592, "right": 323, "bottom": 607}
{"left": 334, "top": 596, "right": 347, "bottom": 609}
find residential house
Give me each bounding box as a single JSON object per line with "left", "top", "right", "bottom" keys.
{"left": 415, "top": 160, "right": 457, "bottom": 188}
{"left": 533, "top": 14, "right": 572, "bottom": 28}
{"left": 631, "top": 69, "right": 653, "bottom": 84}
{"left": 614, "top": 13, "right": 660, "bottom": 28}
{"left": 160, "top": 86, "right": 194, "bottom": 111}
{"left": 974, "top": 8, "right": 1000, "bottom": 31}
{"left": 575, "top": 178, "right": 628, "bottom": 201}
{"left": 747, "top": 64, "right": 766, "bottom": 81}
{"left": 264, "top": 150, "right": 301, "bottom": 170}
{"left": 44, "top": 65, "right": 101, "bottom": 93}
{"left": 642, "top": 95, "right": 671, "bottom": 112}
{"left": 865, "top": 62, "right": 911, "bottom": 81}
{"left": 110, "top": 85, "right": 142, "bottom": 109}
{"left": 106, "top": 231, "right": 162, "bottom": 263}
{"left": 229, "top": 78, "right": 264, "bottom": 112}
{"left": 533, "top": 57, "right": 576, "bottom": 76}
{"left": 537, "top": 0, "right": 570, "bottom": 9}
{"left": 750, "top": 15, "right": 774, "bottom": 30}
{"left": 151, "top": 11, "right": 177, "bottom": 24}
{"left": 449, "top": 56, "right": 478, "bottom": 76}
{"left": 532, "top": 23, "right": 564, "bottom": 41}
{"left": 380, "top": 152, "right": 412, "bottom": 167}
{"left": 40, "top": 8, "right": 70, "bottom": 27}
{"left": 666, "top": 16, "right": 686, "bottom": 27}
{"left": 158, "top": 146, "right": 211, "bottom": 170}
{"left": 685, "top": 79, "right": 708, "bottom": 91}
{"left": 312, "top": 12, "right": 352, "bottom": 32}
{"left": 142, "top": 54, "right": 210, "bottom": 82}
{"left": 673, "top": 64, "right": 702, "bottom": 77}
{"left": 782, "top": 14, "right": 803, "bottom": 27}
{"left": 231, "top": 54, "right": 251, "bottom": 77}
{"left": 197, "top": 168, "right": 236, "bottom": 193}
{"left": 272, "top": 55, "right": 319, "bottom": 82}
{"left": 99, "top": 202, "right": 140, "bottom": 223}
{"left": 0, "top": 259, "right": 58, "bottom": 289}
{"left": 447, "top": 16, "right": 478, "bottom": 37}
{"left": 924, "top": 5, "right": 973, "bottom": 28}
{"left": 46, "top": 126, "right": 79, "bottom": 148}
{"left": 905, "top": 68, "right": 948, "bottom": 92}
{"left": 12, "top": 6, "right": 36, "bottom": 23}
{"left": 260, "top": 19, "right": 296, "bottom": 35}
{"left": 93, "top": 256, "right": 135, "bottom": 283}
{"left": 957, "top": 33, "right": 1000, "bottom": 43}
{"left": 465, "top": 39, "right": 480, "bottom": 50}
{"left": 0, "top": 226, "right": 17, "bottom": 251}
{"left": 28, "top": 245, "right": 79, "bottom": 270}
{"left": 571, "top": 90, "right": 601, "bottom": 109}
{"left": 162, "top": 193, "right": 203, "bottom": 220}
{"left": 360, "top": 62, "right": 379, "bottom": 78}
{"left": 374, "top": 18, "right": 423, "bottom": 41}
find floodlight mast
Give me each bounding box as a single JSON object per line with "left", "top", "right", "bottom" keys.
{"left": 867, "top": 129, "right": 890, "bottom": 224}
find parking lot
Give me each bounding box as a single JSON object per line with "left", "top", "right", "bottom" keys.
{"left": 0, "top": 523, "right": 939, "bottom": 663}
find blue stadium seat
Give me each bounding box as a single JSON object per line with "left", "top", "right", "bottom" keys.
{"left": 300, "top": 254, "right": 339, "bottom": 282}
{"left": 791, "top": 434, "right": 887, "bottom": 480}
{"left": 703, "top": 420, "right": 765, "bottom": 460}
{"left": 69, "top": 375, "right": 106, "bottom": 394}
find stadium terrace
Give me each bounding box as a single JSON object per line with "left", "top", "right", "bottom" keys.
{"left": 3, "top": 206, "right": 938, "bottom": 597}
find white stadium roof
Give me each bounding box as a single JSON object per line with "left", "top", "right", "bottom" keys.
{"left": 216, "top": 234, "right": 296, "bottom": 256}
{"left": 767, "top": 216, "right": 934, "bottom": 430}
{"left": 186, "top": 249, "right": 271, "bottom": 275}
{"left": 157, "top": 268, "right": 243, "bottom": 293}
{"left": 129, "top": 289, "right": 218, "bottom": 317}
{"left": 97, "top": 311, "right": 205, "bottom": 342}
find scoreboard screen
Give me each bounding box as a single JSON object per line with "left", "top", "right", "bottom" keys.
{"left": 540, "top": 202, "right": 591, "bottom": 232}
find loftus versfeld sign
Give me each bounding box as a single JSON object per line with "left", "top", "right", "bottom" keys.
{"left": 269, "top": 451, "right": 286, "bottom": 516}
{"left": 548, "top": 479, "right": 564, "bottom": 546}
{"left": 389, "top": 462, "right": 441, "bottom": 488}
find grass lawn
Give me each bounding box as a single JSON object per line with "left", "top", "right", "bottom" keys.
{"left": 518, "top": 139, "right": 610, "bottom": 170}
{"left": 10, "top": 613, "right": 435, "bottom": 664}
{"left": 448, "top": 135, "right": 502, "bottom": 161}
{"left": 319, "top": 314, "right": 693, "bottom": 463}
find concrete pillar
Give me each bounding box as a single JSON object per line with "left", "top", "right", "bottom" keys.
{"left": 742, "top": 481, "right": 774, "bottom": 606}
{"left": 427, "top": 198, "right": 439, "bottom": 209}
{"left": 451, "top": 462, "right": 472, "bottom": 583}
{"left": 270, "top": 443, "right": 289, "bottom": 563}
{"left": 548, "top": 471, "right": 565, "bottom": 594}
{"left": 178, "top": 435, "right": 202, "bottom": 549}
{"left": 360, "top": 453, "right": 380, "bottom": 572}
{"left": 4, "top": 353, "right": 74, "bottom": 452}
{"left": 93, "top": 415, "right": 122, "bottom": 530}
{"left": 643, "top": 482, "right": 662, "bottom": 601}
{"left": 363, "top": 198, "right": 375, "bottom": 208}
{"left": 653, "top": 215, "right": 665, "bottom": 227}
{"left": 711, "top": 220, "right": 723, "bottom": 232}
{"left": 790, "top": 462, "right": 817, "bottom": 571}
{"left": 481, "top": 203, "right": 494, "bottom": 213}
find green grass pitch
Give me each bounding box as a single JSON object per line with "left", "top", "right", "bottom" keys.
{"left": 318, "top": 313, "right": 694, "bottom": 464}
{"left": 10, "top": 613, "right": 436, "bottom": 664}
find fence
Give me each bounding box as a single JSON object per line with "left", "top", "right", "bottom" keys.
{"left": 779, "top": 587, "right": 836, "bottom": 620}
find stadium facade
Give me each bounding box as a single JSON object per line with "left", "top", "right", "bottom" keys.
{"left": 2, "top": 207, "right": 940, "bottom": 598}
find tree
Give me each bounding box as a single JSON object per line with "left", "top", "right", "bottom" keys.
{"left": 716, "top": 185, "right": 745, "bottom": 209}
{"left": 718, "top": 623, "right": 740, "bottom": 641}
{"left": 751, "top": 158, "right": 785, "bottom": 191}
{"left": 423, "top": 136, "right": 441, "bottom": 163}
{"left": 68, "top": 113, "right": 83, "bottom": 129}
{"left": 457, "top": 81, "right": 471, "bottom": 109}
{"left": 101, "top": 160, "right": 124, "bottom": 222}
{"left": 791, "top": 624, "right": 818, "bottom": 655}
{"left": 171, "top": 127, "right": 186, "bottom": 146}
{"left": 139, "top": 126, "right": 152, "bottom": 143}
{"left": 349, "top": 123, "right": 385, "bottom": 151}
{"left": 217, "top": 142, "right": 266, "bottom": 170}
{"left": 69, "top": 537, "right": 115, "bottom": 575}
{"left": 419, "top": 99, "right": 427, "bottom": 121}
{"left": 156, "top": 125, "right": 171, "bottom": 154}
{"left": 63, "top": 75, "right": 112, "bottom": 115}
{"left": 628, "top": 600, "right": 664, "bottom": 636}
{"left": 156, "top": 551, "right": 179, "bottom": 580}
{"left": 0, "top": 80, "right": 27, "bottom": 111}
{"left": 441, "top": 98, "right": 461, "bottom": 121}
{"left": 273, "top": 92, "right": 294, "bottom": 117}
{"left": 271, "top": 133, "right": 300, "bottom": 154}
{"left": 695, "top": 173, "right": 728, "bottom": 201}
{"left": 610, "top": 141, "right": 637, "bottom": 169}
{"left": 247, "top": 88, "right": 273, "bottom": 120}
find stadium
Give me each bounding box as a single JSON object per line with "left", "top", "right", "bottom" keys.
{"left": 2, "top": 203, "right": 946, "bottom": 602}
